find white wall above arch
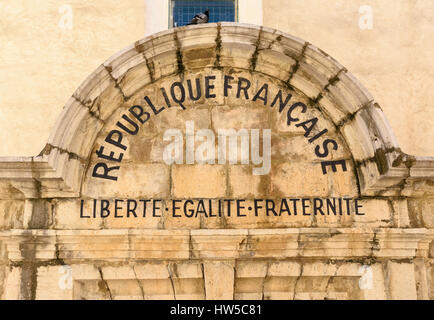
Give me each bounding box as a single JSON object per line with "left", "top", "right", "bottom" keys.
{"left": 238, "top": 0, "right": 263, "bottom": 25}
{"left": 144, "top": 0, "right": 170, "bottom": 36}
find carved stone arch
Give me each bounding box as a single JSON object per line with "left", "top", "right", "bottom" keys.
{"left": 40, "top": 23, "right": 409, "bottom": 196}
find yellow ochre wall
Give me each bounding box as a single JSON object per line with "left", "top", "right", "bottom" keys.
{"left": 0, "top": 0, "right": 432, "bottom": 157}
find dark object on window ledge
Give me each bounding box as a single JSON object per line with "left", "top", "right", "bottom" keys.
{"left": 172, "top": 0, "right": 235, "bottom": 27}
{"left": 187, "top": 9, "right": 210, "bottom": 25}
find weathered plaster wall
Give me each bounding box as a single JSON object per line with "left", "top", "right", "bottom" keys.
{"left": 263, "top": 0, "right": 434, "bottom": 156}
{"left": 0, "top": 0, "right": 145, "bottom": 156}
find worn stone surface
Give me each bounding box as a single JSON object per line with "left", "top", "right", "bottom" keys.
{"left": 408, "top": 198, "right": 434, "bottom": 228}
{"left": 54, "top": 199, "right": 103, "bottom": 230}
{"left": 2, "top": 267, "right": 21, "bottom": 300}
{"left": 172, "top": 165, "right": 226, "bottom": 198}
{"left": 0, "top": 200, "right": 24, "bottom": 230}
{"left": 386, "top": 262, "right": 418, "bottom": 300}
{"left": 0, "top": 229, "right": 431, "bottom": 300}
{"left": 36, "top": 266, "right": 73, "bottom": 300}
{"left": 271, "top": 162, "right": 330, "bottom": 197}
{"left": 204, "top": 261, "right": 235, "bottom": 300}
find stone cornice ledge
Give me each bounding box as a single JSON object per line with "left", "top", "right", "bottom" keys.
{"left": 0, "top": 156, "right": 78, "bottom": 198}
{"left": 0, "top": 228, "right": 432, "bottom": 262}
{"left": 401, "top": 156, "right": 434, "bottom": 197}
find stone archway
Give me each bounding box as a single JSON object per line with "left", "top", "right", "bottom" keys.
{"left": 0, "top": 23, "right": 433, "bottom": 300}
{"left": 41, "top": 23, "right": 408, "bottom": 197}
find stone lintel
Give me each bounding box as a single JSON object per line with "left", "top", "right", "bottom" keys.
{"left": 1, "top": 228, "right": 432, "bottom": 263}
